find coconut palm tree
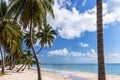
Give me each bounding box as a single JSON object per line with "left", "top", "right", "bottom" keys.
{"left": 0, "top": 0, "right": 9, "bottom": 74}
{"left": 23, "top": 31, "right": 37, "bottom": 49}
{"left": 36, "top": 23, "right": 57, "bottom": 54}
{"left": 0, "top": 0, "right": 23, "bottom": 73}
{"left": 22, "top": 50, "right": 33, "bottom": 70}
{"left": 6, "top": 38, "right": 23, "bottom": 70}
{"left": 96, "top": 0, "right": 106, "bottom": 80}
{"left": 8, "top": 0, "right": 55, "bottom": 80}
{"left": 16, "top": 50, "right": 33, "bottom": 72}
{"left": 0, "top": 21, "right": 23, "bottom": 71}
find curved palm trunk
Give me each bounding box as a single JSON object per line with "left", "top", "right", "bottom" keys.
{"left": 22, "top": 63, "right": 27, "bottom": 71}
{"left": 37, "top": 46, "right": 43, "bottom": 54}
{"left": 96, "top": 0, "right": 106, "bottom": 80}
{"left": 16, "top": 63, "right": 25, "bottom": 72}
{"left": 9, "top": 54, "right": 13, "bottom": 70}
{"left": 30, "top": 18, "right": 42, "bottom": 80}
{"left": 0, "top": 45, "right": 5, "bottom": 74}
{"left": 11, "top": 57, "right": 17, "bottom": 70}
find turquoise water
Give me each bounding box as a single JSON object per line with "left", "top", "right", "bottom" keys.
{"left": 33, "top": 64, "right": 120, "bottom": 76}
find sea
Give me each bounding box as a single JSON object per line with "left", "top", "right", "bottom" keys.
{"left": 33, "top": 64, "right": 120, "bottom": 76}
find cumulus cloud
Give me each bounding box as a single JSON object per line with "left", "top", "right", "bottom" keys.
{"left": 103, "top": 2, "right": 120, "bottom": 25}
{"left": 105, "top": 53, "right": 120, "bottom": 63}
{"left": 48, "top": 1, "right": 96, "bottom": 39}
{"left": 107, "top": 0, "right": 120, "bottom": 12}
{"left": 48, "top": 48, "right": 97, "bottom": 57}
{"left": 79, "top": 42, "right": 89, "bottom": 47}
{"left": 58, "top": 0, "right": 72, "bottom": 8}
{"left": 48, "top": 48, "right": 120, "bottom": 63}
{"left": 47, "top": 0, "right": 120, "bottom": 39}
{"left": 70, "top": 51, "right": 82, "bottom": 56}
{"left": 48, "top": 48, "right": 68, "bottom": 56}
{"left": 48, "top": 48, "right": 97, "bottom": 63}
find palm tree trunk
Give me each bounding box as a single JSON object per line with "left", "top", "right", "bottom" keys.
{"left": 16, "top": 63, "right": 25, "bottom": 72}
{"left": 22, "top": 63, "right": 28, "bottom": 71}
{"left": 97, "top": 0, "right": 106, "bottom": 80}
{"left": 9, "top": 55, "right": 13, "bottom": 70}
{"left": 37, "top": 46, "right": 43, "bottom": 54}
{"left": 11, "top": 57, "right": 17, "bottom": 70}
{"left": 29, "top": 1, "right": 42, "bottom": 79}
{"left": 30, "top": 23, "right": 42, "bottom": 80}
{"left": 0, "top": 45, "right": 5, "bottom": 74}
{"left": 30, "top": 12, "right": 42, "bottom": 80}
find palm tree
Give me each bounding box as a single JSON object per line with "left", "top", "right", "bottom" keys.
{"left": 36, "top": 23, "right": 57, "bottom": 54}
{"left": 0, "top": 19, "right": 23, "bottom": 70}
{"left": 16, "top": 50, "right": 33, "bottom": 72}
{"left": 96, "top": 0, "right": 106, "bottom": 80}
{"left": 0, "top": 0, "right": 23, "bottom": 73}
{"left": 0, "top": 21, "right": 23, "bottom": 71}
{"left": 23, "top": 31, "right": 37, "bottom": 49}
{"left": 6, "top": 39, "right": 23, "bottom": 70}
{"left": 0, "top": 0, "right": 8, "bottom": 74}
{"left": 22, "top": 50, "right": 33, "bottom": 70}
{"left": 8, "top": 0, "right": 55, "bottom": 80}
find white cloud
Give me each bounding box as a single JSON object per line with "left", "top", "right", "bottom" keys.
{"left": 48, "top": 48, "right": 68, "bottom": 56}
{"left": 79, "top": 42, "right": 89, "bottom": 47}
{"left": 110, "top": 53, "right": 120, "bottom": 56}
{"left": 107, "top": 0, "right": 120, "bottom": 12}
{"left": 70, "top": 49, "right": 97, "bottom": 63}
{"left": 48, "top": 48, "right": 97, "bottom": 58}
{"left": 58, "top": 0, "right": 72, "bottom": 8}
{"left": 70, "top": 52, "right": 82, "bottom": 56}
{"left": 72, "top": 51, "right": 120, "bottom": 63}
{"left": 48, "top": 0, "right": 120, "bottom": 39}
{"left": 105, "top": 53, "right": 120, "bottom": 63}
{"left": 86, "top": 49, "right": 97, "bottom": 60}
{"left": 47, "top": 48, "right": 120, "bottom": 63}
{"left": 103, "top": 2, "right": 120, "bottom": 25}
{"left": 47, "top": 0, "right": 96, "bottom": 39}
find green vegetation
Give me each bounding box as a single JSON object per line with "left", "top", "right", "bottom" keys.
{"left": 0, "top": 0, "right": 56, "bottom": 80}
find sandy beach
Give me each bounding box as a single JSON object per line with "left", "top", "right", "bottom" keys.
{"left": 0, "top": 69, "right": 71, "bottom": 80}
{"left": 0, "top": 68, "right": 120, "bottom": 80}
{"left": 59, "top": 70, "right": 120, "bottom": 80}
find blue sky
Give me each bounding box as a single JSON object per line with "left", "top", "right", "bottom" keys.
{"left": 37, "top": 0, "right": 120, "bottom": 64}
{"left": 36, "top": 0, "right": 120, "bottom": 64}
{"left": 5, "top": 0, "right": 120, "bottom": 64}
{"left": 3, "top": 0, "right": 115, "bottom": 63}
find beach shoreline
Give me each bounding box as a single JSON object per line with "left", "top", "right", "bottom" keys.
{"left": 0, "top": 67, "right": 120, "bottom": 80}
{"left": 41, "top": 69, "right": 120, "bottom": 80}
{"left": 0, "top": 68, "right": 72, "bottom": 80}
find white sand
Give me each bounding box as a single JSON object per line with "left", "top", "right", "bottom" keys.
{"left": 0, "top": 69, "right": 71, "bottom": 80}
{"left": 0, "top": 69, "right": 120, "bottom": 80}
{"left": 60, "top": 70, "right": 120, "bottom": 80}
